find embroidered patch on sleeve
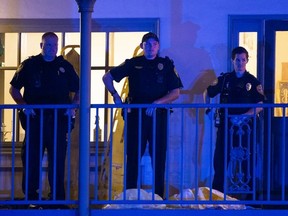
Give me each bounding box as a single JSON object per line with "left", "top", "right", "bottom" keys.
{"left": 246, "top": 83, "right": 252, "bottom": 91}
{"left": 173, "top": 68, "right": 180, "bottom": 78}
{"left": 257, "top": 84, "right": 264, "bottom": 95}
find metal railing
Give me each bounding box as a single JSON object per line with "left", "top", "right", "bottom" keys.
{"left": 0, "top": 103, "right": 288, "bottom": 216}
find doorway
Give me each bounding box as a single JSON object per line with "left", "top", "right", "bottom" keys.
{"left": 264, "top": 20, "right": 288, "bottom": 196}
{"left": 229, "top": 15, "right": 288, "bottom": 198}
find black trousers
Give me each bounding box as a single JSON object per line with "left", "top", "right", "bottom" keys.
{"left": 125, "top": 108, "right": 168, "bottom": 198}
{"left": 21, "top": 114, "right": 68, "bottom": 200}
{"left": 212, "top": 118, "right": 254, "bottom": 195}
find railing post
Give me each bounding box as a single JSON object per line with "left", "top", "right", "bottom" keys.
{"left": 75, "top": 1, "right": 97, "bottom": 216}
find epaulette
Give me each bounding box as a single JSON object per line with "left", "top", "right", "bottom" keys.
{"left": 27, "top": 55, "right": 37, "bottom": 61}
{"left": 56, "top": 55, "right": 64, "bottom": 62}
{"left": 23, "top": 55, "right": 39, "bottom": 65}
{"left": 26, "top": 54, "right": 43, "bottom": 64}
{"left": 220, "top": 72, "right": 231, "bottom": 77}
{"left": 165, "top": 56, "right": 174, "bottom": 64}
{"left": 27, "top": 54, "right": 64, "bottom": 62}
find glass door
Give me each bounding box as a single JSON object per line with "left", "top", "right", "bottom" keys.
{"left": 265, "top": 21, "right": 288, "bottom": 113}
{"left": 264, "top": 20, "right": 288, "bottom": 192}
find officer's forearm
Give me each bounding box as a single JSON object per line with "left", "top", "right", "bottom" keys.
{"left": 154, "top": 88, "right": 180, "bottom": 104}
{"left": 245, "top": 102, "right": 263, "bottom": 115}
{"left": 9, "top": 86, "right": 26, "bottom": 105}
{"left": 102, "top": 72, "right": 117, "bottom": 95}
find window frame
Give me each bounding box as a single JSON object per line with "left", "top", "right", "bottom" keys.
{"left": 0, "top": 18, "right": 160, "bottom": 141}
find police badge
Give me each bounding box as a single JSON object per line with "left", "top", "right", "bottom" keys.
{"left": 246, "top": 83, "right": 252, "bottom": 91}
{"left": 59, "top": 67, "right": 65, "bottom": 73}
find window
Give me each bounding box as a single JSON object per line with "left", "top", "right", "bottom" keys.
{"left": 0, "top": 18, "right": 159, "bottom": 142}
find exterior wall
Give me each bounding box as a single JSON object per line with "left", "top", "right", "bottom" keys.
{"left": 1, "top": 0, "right": 287, "bottom": 74}
{"left": 1, "top": 0, "right": 287, "bottom": 73}
{"left": 1, "top": 0, "right": 288, "bottom": 192}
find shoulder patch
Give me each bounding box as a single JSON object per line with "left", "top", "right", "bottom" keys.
{"left": 173, "top": 68, "right": 180, "bottom": 77}
{"left": 165, "top": 56, "right": 174, "bottom": 64}
{"left": 257, "top": 84, "right": 264, "bottom": 95}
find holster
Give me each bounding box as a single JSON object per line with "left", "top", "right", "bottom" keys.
{"left": 121, "top": 97, "right": 132, "bottom": 119}
{"left": 18, "top": 109, "right": 27, "bottom": 130}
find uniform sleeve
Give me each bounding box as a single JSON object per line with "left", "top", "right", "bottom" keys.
{"left": 65, "top": 61, "right": 80, "bottom": 92}
{"left": 10, "top": 59, "right": 29, "bottom": 90}
{"left": 207, "top": 75, "right": 224, "bottom": 98}
{"left": 252, "top": 77, "right": 265, "bottom": 103}
{"left": 110, "top": 59, "right": 131, "bottom": 83}
{"left": 166, "top": 58, "right": 183, "bottom": 91}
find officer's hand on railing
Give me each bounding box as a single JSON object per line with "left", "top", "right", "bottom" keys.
{"left": 205, "top": 108, "right": 213, "bottom": 120}
{"left": 64, "top": 109, "right": 76, "bottom": 132}
{"left": 65, "top": 108, "right": 76, "bottom": 118}
{"left": 146, "top": 107, "right": 156, "bottom": 116}
{"left": 22, "top": 108, "right": 36, "bottom": 117}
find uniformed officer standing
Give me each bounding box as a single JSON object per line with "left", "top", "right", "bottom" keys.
{"left": 9, "top": 32, "right": 80, "bottom": 201}
{"left": 102, "top": 32, "right": 183, "bottom": 198}
{"left": 206, "top": 46, "right": 265, "bottom": 195}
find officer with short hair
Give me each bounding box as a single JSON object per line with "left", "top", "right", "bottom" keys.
{"left": 102, "top": 32, "right": 183, "bottom": 198}
{"left": 10, "top": 32, "right": 80, "bottom": 201}
{"left": 206, "top": 46, "right": 265, "bottom": 195}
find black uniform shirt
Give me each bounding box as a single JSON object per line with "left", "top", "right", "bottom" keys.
{"left": 10, "top": 54, "right": 79, "bottom": 105}
{"left": 110, "top": 55, "right": 183, "bottom": 104}
{"left": 207, "top": 71, "right": 265, "bottom": 114}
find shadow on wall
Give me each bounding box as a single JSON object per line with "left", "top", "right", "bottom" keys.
{"left": 180, "top": 69, "right": 216, "bottom": 119}
{"left": 161, "top": 0, "right": 217, "bottom": 192}
{"left": 162, "top": 20, "right": 215, "bottom": 103}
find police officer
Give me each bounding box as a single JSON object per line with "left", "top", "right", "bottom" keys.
{"left": 9, "top": 32, "right": 80, "bottom": 201}
{"left": 206, "top": 46, "right": 265, "bottom": 194}
{"left": 102, "top": 32, "right": 183, "bottom": 198}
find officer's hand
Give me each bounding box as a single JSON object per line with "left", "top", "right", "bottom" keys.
{"left": 65, "top": 108, "right": 76, "bottom": 118}
{"left": 113, "top": 93, "right": 122, "bottom": 104}
{"left": 205, "top": 108, "right": 213, "bottom": 120}
{"left": 23, "top": 108, "right": 36, "bottom": 117}
{"left": 146, "top": 107, "right": 156, "bottom": 116}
